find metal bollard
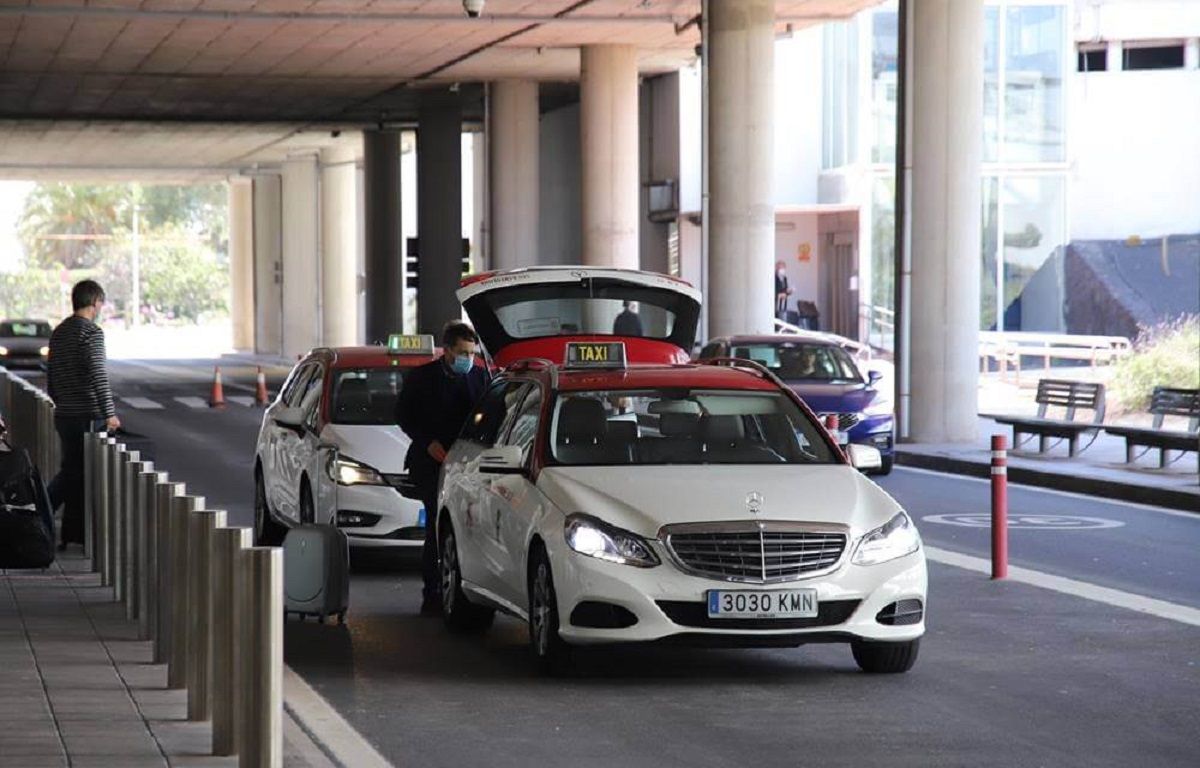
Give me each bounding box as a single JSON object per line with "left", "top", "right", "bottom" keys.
{"left": 155, "top": 481, "right": 185, "bottom": 665}
{"left": 104, "top": 440, "right": 123, "bottom": 587}
{"left": 115, "top": 449, "right": 140, "bottom": 604}
{"left": 83, "top": 432, "right": 96, "bottom": 561}
{"left": 123, "top": 454, "right": 149, "bottom": 620}
{"left": 212, "top": 527, "right": 252, "bottom": 756}
{"left": 169, "top": 494, "right": 205, "bottom": 690}
{"left": 239, "top": 546, "right": 283, "bottom": 768}
{"left": 188, "top": 509, "right": 227, "bottom": 723}
{"left": 138, "top": 470, "right": 166, "bottom": 640}
{"left": 94, "top": 437, "right": 111, "bottom": 577}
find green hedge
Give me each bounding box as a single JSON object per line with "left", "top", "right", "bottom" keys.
{"left": 1109, "top": 315, "right": 1200, "bottom": 413}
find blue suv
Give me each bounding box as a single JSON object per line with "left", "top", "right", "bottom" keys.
{"left": 698, "top": 333, "right": 894, "bottom": 474}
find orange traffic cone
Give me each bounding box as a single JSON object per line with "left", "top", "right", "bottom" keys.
{"left": 209, "top": 366, "right": 226, "bottom": 407}
{"left": 254, "top": 366, "right": 269, "bottom": 406}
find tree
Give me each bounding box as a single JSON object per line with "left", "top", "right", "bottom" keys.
{"left": 17, "top": 184, "right": 128, "bottom": 269}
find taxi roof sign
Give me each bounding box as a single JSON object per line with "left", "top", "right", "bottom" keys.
{"left": 564, "top": 341, "right": 627, "bottom": 369}
{"left": 387, "top": 334, "right": 436, "bottom": 355}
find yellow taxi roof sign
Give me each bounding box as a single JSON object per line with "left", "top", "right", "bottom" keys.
{"left": 564, "top": 341, "right": 627, "bottom": 369}
{"left": 387, "top": 334, "right": 436, "bottom": 355}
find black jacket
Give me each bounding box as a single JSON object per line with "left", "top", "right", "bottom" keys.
{"left": 395, "top": 358, "right": 489, "bottom": 488}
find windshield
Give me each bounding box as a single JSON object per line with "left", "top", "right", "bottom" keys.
{"left": 330, "top": 368, "right": 406, "bottom": 425}
{"left": 481, "top": 281, "right": 689, "bottom": 341}
{"left": 729, "top": 342, "right": 863, "bottom": 383}
{"left": 0, "top": 321, "right": 51, "bottom": 338}
{"left": 548, "top": 388, "right": 838, "bottom": 466}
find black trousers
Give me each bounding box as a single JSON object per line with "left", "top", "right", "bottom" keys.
{"left": 49, "top": 415, "right": 102, "bottom": 546}
{"left": 420, "top": 486, "right": 440, "bottom": 600}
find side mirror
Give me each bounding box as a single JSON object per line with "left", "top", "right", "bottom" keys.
{"left": 478, "top": 445, "right": 525, "bottom": 475}
{"left": 273, "top": 405, "right": 305, "bottom": 431}
{"left": 847, "top": 443, "right": 883, "bottom": 471}
{"left": 867, "top": 369, "right": 884, "bottom": 385}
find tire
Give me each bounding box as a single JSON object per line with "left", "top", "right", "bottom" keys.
{"left": 871, "top": 454, "right": 894, "bottom": 477}
{"left": 440, "top": 521, "right": 495, "bottom": 633}
{"left": 528, "top": 545, "right": 572, "bottom": 675}
{"left": 254, "top": 469, "right": 285, "bottom": 546}
{"left": 851, "top": 638, "right": 920, "bottom": 674}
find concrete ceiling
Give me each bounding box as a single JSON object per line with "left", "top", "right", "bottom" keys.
{"left": 0, "top": 0, "right": 880, "bottom": 123}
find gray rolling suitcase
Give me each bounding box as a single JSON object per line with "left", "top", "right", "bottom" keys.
{"left": 283, "top": 524, "right": 350, "bottom": 624}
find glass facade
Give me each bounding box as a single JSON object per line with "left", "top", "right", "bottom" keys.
{"left": 823, "top": 19, "right": 860, "bottom": 170}
{"left": 862, "top": 1, "right": 1069, "bottom": 338}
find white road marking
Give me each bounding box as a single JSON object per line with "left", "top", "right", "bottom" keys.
{"left": 922, "top": 513, "right": 1125, "bottom": 530}
{"left": 894, "top": 465, "right": 1200, "bottom": 519}
{"left": 284, "top": 665, "right": 394, "bottom": 768}
{"left": 925, "top": 545, "right": 1200, "bottom": 627}
{"left": 173, "top": 396, "right": 210, "bottom": 409}
{"left": 120, "top": 396, "right": 163, "bottom": 410}
{"left": 227, "top": 395, "right": 257, "bottom": 407}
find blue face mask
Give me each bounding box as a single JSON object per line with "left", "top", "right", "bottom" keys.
{"left": 450, "top": 354, "right": 473, "bottom": 375}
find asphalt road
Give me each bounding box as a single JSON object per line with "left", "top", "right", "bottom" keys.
{"left": 86, "top": 361, "right": 1200, "bottom": 767}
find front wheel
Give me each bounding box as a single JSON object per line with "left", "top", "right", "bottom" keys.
{"left": 870, "top": 454, "right": 894, "bottom": 477}
{"left": 254, "top": 470, "right": 285, "bottom": 546}
{"left": 440, "top": 522, "right": 494, "bottom": 633}
{"left": 851, "top": 638, "right": 920, "bottom": 674}
{"left": 528, "top": 546, "right": 572, "bottom": 675}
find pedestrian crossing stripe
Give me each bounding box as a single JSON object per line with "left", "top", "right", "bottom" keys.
{"left": 120, "top": 397, "right": 164, "bottom": 410}
{"left": 174, "top": 396, "right": 210, "bottom": 409}
{"left": 227, "top": 395, "right": 256, "bottom": 407}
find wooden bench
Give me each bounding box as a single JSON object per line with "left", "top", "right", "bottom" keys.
{"left": 991, "top": 379, "right": 1106, "bottom": 457}
{"left": 1105, "top": 388, "right": 1200, "bottom": 470}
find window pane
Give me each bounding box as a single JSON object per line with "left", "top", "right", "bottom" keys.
{"left": 871, "top": 9, "right": 899, "bottom": 164}
{"left": 822, "top": 19, "right": 859, "bottom": 169}
{"left": 870, "top": 174, "right": 895, "bottom": 318}
{"left": 1003, "top": 6, "right": 1065, "bottom": 162}
{"left": 983, "top": 6, "right": 1000, "bottom": 162}
{"left": 1124, "top": 45, "right": 1185, "bottom": 70}
{"left": 1077, "top": 48, "right": 1107, "bottom": 72}
{"left": 1001, "top": 176, "right": 1067, "bottom": 332}
{"left": 331, "top": 368, "right": 406, "bottom": 425}
{"left": 981, "top": 177, "right": 1000, "bottom": 330}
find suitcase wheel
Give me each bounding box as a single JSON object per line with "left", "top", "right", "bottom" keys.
{"left": 337, "top": 611, "right": 346, "bottom": 625}
{"left": 317, "top": 614, "right": 326, "bottom": 624}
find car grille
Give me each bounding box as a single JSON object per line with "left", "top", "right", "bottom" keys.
{"left": 818, "top": 412, "right": 861, "bottom": 430}
{"left": 663, "top": 523, "right": 849, "bottom": 583}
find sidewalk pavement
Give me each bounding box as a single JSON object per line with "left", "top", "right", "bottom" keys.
{"left": 0, "top": 553, "right": 334, "bottom": 768}
{"left": 896, "top": 416, "right": 1199, "bottom": 512}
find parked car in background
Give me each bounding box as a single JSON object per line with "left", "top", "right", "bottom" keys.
{"left": 0, "top": 319, "right": 53, "bottom": 370}
{"left": 698, "top": 333, "right": 895, "bottom": 474}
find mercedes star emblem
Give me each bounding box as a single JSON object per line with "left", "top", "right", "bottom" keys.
{"left": 746, "top": 491, "right": 764, "bottom": 514}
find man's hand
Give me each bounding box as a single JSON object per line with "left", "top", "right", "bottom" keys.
{"left": 106, "top": 415, "right": 121, "bottom": 432}
{"left": 427, "top": 440, "right": 448, "bottom": 464}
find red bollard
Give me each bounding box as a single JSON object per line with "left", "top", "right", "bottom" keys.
{"left": 991, "top": 434, "right": 1008, "bottom": 579}
{"left": 824, "top": 413, "right": 839, "bottom": 437}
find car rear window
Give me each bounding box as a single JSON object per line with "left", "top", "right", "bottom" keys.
{"left": 0, "top": 321, "right": 52, "bottom": 337}
{"left": 547, "top": 388, "right": 838, "bottom": 467}
{"left": 330, "top": 368, "right": 406, "bottom": 425}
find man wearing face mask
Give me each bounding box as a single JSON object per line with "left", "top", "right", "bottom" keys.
{"left": 774, "top": 260, "right": 793, "bottom": 321}
{"left": 396, "top": 321, "right": 489, "bottom": 616}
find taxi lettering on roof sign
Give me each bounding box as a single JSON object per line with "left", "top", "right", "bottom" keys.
{"left": 565, "top": 341, "right": 627, "bottom": 368}
{"left": 387, "top": 334, "right": 436, "bottom": 355}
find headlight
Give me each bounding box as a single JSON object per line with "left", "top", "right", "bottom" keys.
{"left": 0, "top": 346, "right": 8, "bottom": 356}
{"left": 327, "top": 455, "right": 386, "bottom": 486}
{"left": 852, "top": 512, "right": 920, "bottom": 566}
{"left": 39, "top": 346, "right": 50, "bottom": 357}
{"left": 564, "top": 513, "right": 659, "bottom": 568}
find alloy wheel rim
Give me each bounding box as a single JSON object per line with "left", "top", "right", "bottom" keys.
{"left": 441, "top": 535, "right": 457, "bottom": 614}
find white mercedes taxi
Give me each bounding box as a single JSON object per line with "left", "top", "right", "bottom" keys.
{"left": 253, "top": 338, "right": 438, "bottom": 549}
{"left": 437, "top": 268, "right": 927, "bottom": 674}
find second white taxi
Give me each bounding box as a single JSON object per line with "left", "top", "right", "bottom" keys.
{"left": 437, "top": 268, "right": 927, "bottom": 674}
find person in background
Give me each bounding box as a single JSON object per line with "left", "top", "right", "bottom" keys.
{"left": 612, "top": 300, "right": 644, "bottom": 337}
{"left": 395, "top": 321, "right": 489, "bottom": 616}
{"left": 46, "top": 280, "right": 120, "bottom": 551}
{"left": 775, "top": 261, "right": 793, "bottom": 320}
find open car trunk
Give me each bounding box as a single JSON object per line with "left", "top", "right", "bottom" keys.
{"left": 456, "top": 267, "right": 702, "bottom": 368}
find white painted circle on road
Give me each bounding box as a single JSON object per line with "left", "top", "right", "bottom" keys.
{"left": 921, "top": 513, "right": 1125, "bottom": 530}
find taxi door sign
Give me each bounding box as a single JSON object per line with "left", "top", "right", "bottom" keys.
{"left": 565, "top": 341, "right": 627, "bottom": 368}
{"left": 387, "top": 334, "right": 436, "bottom": 355}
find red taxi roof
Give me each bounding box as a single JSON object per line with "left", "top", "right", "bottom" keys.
{"left": 313, "top": 346, "right": 439, "bottom": 369}
{"left": 552, "top": 363, "right": 778, "bottom": 392}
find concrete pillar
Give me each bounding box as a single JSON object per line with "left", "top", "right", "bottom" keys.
{"left": 321, "top": 145, "right": 358, "bottom": 346}
{"left": 707, "top": 0, "right": 776, "bottom": 337}
{"left": 252, "top": 175, "right": 282, "bottom": 356}
{"left": 281, "top": 155, "right": 321, "bottom": 358}
{"left": 228, "top": 178, "right": 254, "bottom": 351}
{"left": 908, "top": 0, "right": 984, "bottom": 442}
{"left": 490, "top": 80, "right": 540, "bottom": 271}
{"left": 580, "top": 44, "right": 640, "bottom": 269}
{"left": 1107, "top": 39, "right": 1123, "bottom": 71}
{"left": 363, "top": 130, "right": 403, "bottom": 343}
{"left": 417, "top": 89, "right": 463, "bottom": 334}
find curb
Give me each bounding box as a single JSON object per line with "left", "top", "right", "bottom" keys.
{"left": 895, "top": 450, "right": 1200, "bottom": 513}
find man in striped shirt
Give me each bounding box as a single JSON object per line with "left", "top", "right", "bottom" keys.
{"left": 47, "top": 280, "right": 120, "bottom": 550}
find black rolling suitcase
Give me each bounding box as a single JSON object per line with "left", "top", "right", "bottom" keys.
{"left": 283, "top": 524, "right": 350, "bottom": 624}
{"left": 0, "top": 433, "right": 56, "bottom": 569}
